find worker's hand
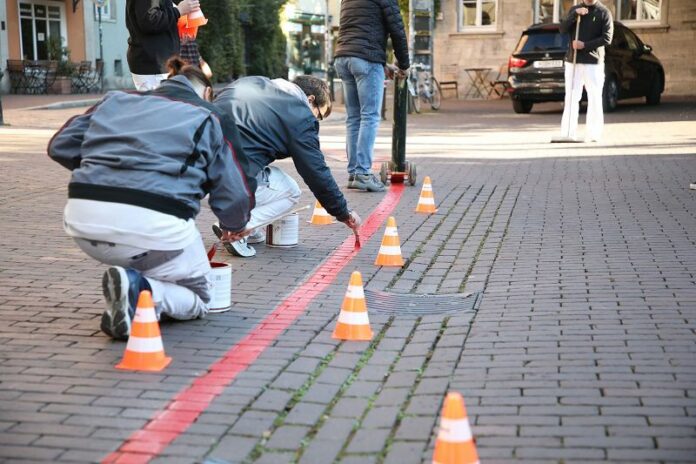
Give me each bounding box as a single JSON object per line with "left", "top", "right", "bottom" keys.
{"left": 396, "top": 67, "right": 409, "bottom": 79}
{"left": 177, "top": 0, "right": 200, "bottom": 16}
{"left": 572, "top": 40, "right": 585, "bottom": 50}
{"left": 384, "top": 64, "right": 400, "bottom": 80}
{"left": 576, "top": 7, "right": 589, "bottom": 15}
{"left": 221, "top": 228, "right": 250, "bottom": 243}
{"left": 341, "top": 210, "right": 362, "bottom": 231}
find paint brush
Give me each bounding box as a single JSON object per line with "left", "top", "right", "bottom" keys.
{"left": 353, "top": 229, "right": 361, "bottom": 250}
{"left": 207, "top": 242, "right": 218, "bottom": 261}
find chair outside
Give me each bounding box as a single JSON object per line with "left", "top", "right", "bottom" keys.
{"left": 488, "top": 63, "right": 511, "bottom": 98}
{"left": 7, "top": 60, "right": 31, "bottom": 94}
{"left": 73, "top": 60, "right": 103, "bottom": 93}
{"left": 439, "top": 64, "right": 459, "bottom": 99}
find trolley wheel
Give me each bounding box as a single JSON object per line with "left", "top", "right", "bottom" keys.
{"left": 380, "top": 161, "right": 390, "bottom": 185}
{"left": 408, "top": 163, "right": 417, "bottom": 186}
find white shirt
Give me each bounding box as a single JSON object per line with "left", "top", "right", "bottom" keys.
{"left": 64, "top": 199, "right": 198, "bottom": 250}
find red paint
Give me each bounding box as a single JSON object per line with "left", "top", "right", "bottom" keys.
{"left": 103, "top": 184, "right": 405, "bottom": 463}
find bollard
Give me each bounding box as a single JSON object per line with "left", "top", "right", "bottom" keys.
{"left": 0, "top": 94, "right": 4, "bottom": 126}
{"left": 327, "top": 64, "right": 336, "bottom": 102}
{"left": 391, "top": 76, "right": 409, "bottom": 173}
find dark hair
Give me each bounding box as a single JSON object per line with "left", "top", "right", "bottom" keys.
{"left": 293, "top": 75, "right": 332, "bottom": 118}
{"left": 166, "top": 56, "right": 212, "bottom": 89}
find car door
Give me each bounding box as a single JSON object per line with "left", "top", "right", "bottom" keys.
{"left": 608, "top": 25, "right": 639, "bottom": 98}
{"left": 623, "top": 27, "right": 654, "bottom": 96}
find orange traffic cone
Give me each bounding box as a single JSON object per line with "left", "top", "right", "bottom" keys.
{"left": 308, "top": 200, "right": 333, "bottom": 225}
{"left": 416, "top": 176, "right": 438, "bottom": 213}
{"left": 115, "top": 291, "right": 172, "bottom": 371}
{"left": 374, "top": 216, "right": 404, "bottom": 267}
{"left": 432, "top": 392, "right": 479, "bottom": 464}
{"left": 186, "top": 6, "right": 208, "bottom": 28}
{"left": 332, "top": 271, "right": 373, "bottom": 341}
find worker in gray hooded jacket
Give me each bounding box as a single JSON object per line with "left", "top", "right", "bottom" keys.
{"left": 48, "top": 58, "right": 256, "bottom": 340}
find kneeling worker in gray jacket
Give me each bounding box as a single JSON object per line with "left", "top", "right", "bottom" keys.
{"left": 213, "top": 75, "right": 361, "bottom": 257}
{"left": 48, "top": 58, "right": 256, "bottom": 340}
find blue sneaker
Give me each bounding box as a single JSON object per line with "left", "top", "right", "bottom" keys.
{"left": 101, "top": 266, "right": 151, "bottom": 340}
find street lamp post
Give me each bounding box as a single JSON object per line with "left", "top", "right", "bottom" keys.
{"left": 93, "top": 0, "right": 105, "bottom": 62}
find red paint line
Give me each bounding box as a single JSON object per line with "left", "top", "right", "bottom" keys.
{"left": 103, "top": 184, "right": 405, "bottom": 463}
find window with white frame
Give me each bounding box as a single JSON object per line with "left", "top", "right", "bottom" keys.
{"left": 460, "top": 0, "right": 497, "bottom": 29}
{"left": 19, "top": 1, "right": 66, "bottom": 60}
{"left": 533, "top": 0, "right": 576, "bottom": 24}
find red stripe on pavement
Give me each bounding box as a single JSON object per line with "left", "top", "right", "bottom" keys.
{"left": 103, "top": 184, "right": 405, "bottom": 463}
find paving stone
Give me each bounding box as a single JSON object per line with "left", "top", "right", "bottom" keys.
{"left": 345, "top": 428, "right": 391, "bottom": 453}
{"left": 265, "top": 425, "right": 310, "bottom": 450}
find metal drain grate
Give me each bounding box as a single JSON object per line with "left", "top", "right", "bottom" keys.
{"left": 364, "top": 290, "right": 482, "bottom": 316}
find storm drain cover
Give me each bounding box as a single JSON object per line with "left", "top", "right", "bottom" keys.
{"left": 364, "top": 290, "right": 482, "bottom": 316}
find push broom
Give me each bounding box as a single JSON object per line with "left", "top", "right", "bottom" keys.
{"left": 551, "top": 5, "right": 583, "bottom": 143}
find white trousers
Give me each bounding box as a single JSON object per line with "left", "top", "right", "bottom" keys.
{"left": 131, "top": 73, "right": 169, "bottom": 91}
{"left": 247, "top": 166, "right": 302, "bottom": 230}
{"left": 74, "top": 230, "right": 211, "bottom": 321}
{"left": 560, "top": 62, "right": 605, "bottom": 141}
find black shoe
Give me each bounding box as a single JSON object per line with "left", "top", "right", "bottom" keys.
{"left": 101, "top": 266, "right": 150, "bottom": 340}
{"left": 351, "top": 173, "right": 386, "bottom": 192}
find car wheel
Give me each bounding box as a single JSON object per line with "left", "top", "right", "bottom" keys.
{"left": 646, "top": 73, "right": 663, "bottom": 106}
{"left": 603, "top": 75, "right": 618, "bottom": 112}
{"left": 512, "top": 99, "right": 533, "bottom": 114}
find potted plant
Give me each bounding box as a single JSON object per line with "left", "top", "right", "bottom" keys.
{"left": 47, "top": 36, "right": 75, "bottom": 94}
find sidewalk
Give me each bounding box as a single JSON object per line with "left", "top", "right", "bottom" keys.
{"left": 0, "top": 95, "right": 695, "bottom": 463}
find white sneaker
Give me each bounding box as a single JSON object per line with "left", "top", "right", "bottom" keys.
{"left": 247, "top": 228, "right": 266, "bottom": 244}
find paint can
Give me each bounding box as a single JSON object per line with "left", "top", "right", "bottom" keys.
{"left": 266, "top": 213, "right": 299, "bottom": 248}
{"left": 208, "top": 261, "right": 231, "bottom": 313}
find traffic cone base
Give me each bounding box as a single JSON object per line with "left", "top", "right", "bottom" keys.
{"left": 432, "top": 392, "right": 479, "bottom": 464}
{"left": 416, "top": 176, "right": 438, "bottom": 214}
{"left": 332, "top": 271, "right": 373, "bottom": 341}
{"left": 375, "top": 217, "right": 404, "bottom": 267}
{"left": 115, "top": 291, "right": 172, "bottom": 372}
{"left": 309, "top": 200, "right": 334, "bottom": 225}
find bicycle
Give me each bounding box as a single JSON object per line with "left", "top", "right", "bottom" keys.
{"left": 407, "top": 63, "right": 442, "bottom": 113}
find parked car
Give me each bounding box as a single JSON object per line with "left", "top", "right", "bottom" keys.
{"left": 507, "top": 21, "right": 665, "bottom": 114}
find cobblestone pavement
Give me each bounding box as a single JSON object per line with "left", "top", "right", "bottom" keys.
{"left": 0, "top": 96, "right": 695, "bottom": 463}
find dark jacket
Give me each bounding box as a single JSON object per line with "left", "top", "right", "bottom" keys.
{"left": 47, "top": 76, "right": 256, "bottom": 233}
{"left": 214, "top": 77, "right": 350, "bottom": 222}
{"left": 126, "top": 0, "right": 181, "bottom": 74}
{"left": 334, "top": 0, "right": 410, "bottom": 70}
{"left": 560, "top": 1, "right": 613, "bottom": 65}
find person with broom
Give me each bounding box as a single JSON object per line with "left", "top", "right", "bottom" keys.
{"left": 557, "top": 0, "right": 613, "bottom": 143}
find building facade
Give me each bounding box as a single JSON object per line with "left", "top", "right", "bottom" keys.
{"left": 1, "top": 0, "right": 133, "bottom": 92}
{"left": 433, "top": 0, "right": 695, "bottom": 95}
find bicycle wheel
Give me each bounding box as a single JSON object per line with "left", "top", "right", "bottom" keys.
{"left": 430, "top": 78, "right": 442, "bottom": 111}
{"left": 410, "top": 93, "right": 421, "bottom": 114}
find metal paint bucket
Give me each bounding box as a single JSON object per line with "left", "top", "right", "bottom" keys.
{"left": 266, "top": 213, "right": 299, "bottom": 248}
{"left": 208, "top": 261, "right": 231, "bottom": 313}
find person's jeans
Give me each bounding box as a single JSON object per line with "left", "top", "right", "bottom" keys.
{"left": 334, "top": 56, "right": 385, "bottom": 175}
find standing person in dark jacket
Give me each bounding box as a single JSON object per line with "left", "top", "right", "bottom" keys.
{"left": 48, "top": 58, "right": 256, "bottom": 340}
{"left": 126, "top": 0, "right": 199, "bottom": 90}
{"left": 213, "top": 75, "right": 362, "bottom": 257}
{"left": 333, "top": 0, "right": 410, "bottom": 192}
{"left": 558, "top": 0, "right": 613, "bottom": 142}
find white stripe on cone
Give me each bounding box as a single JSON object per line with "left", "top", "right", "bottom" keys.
{"left": 385, "top": 227, "right": 399, "bottom": 236}
{"left": 133, "top": 308, "right": 157, "bottom": 323}
{"left": 422, "top": 184, "right": 432, "bottom": 191}
{"left": 437, "top": 418, "right": 473, "bottom": 442}
{"left": 418, "top": 197, "right": 435, "bottom": 205}
{"left": 126, "top": 336, "right": 165, "bottom": 353}
{"left": 337, "top": 310, "right": 370, "bottom": 325}
{"left": 377, "top": 245, "right": 402, "bottom": 256}
{"left": 345, "top": 285, "right": 365, "bottom": 299}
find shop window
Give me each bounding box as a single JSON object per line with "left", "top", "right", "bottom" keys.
{"left": 19, "top": 1, "right": 65, "bottom": 60}
{"left": 533, "top": 0, "right": 576, "bottom": 24}
{"left": 460, "top": 0, "right": 497, "bottom": 29}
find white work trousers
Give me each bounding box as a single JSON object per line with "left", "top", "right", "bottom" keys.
{"left": 560, "top": 62, "right": 605, "bottom": 141}
{"left": 247, "top": 166, "right": 302, "bottom": 230}
{"left": 131, "top": 73, "right": 169, "bottom": 91}
{"left": 74, "top": 231, "right": 211, "bottom": 321}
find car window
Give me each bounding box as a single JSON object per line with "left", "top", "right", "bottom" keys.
{"left": 514, "top": 31, "right": 568, "bottom": 53}
{"left": 612, "top": 26, "right": 628, "bottom": 49}
{"left": 623, "top": 28, "right": 641, "bottom": 51}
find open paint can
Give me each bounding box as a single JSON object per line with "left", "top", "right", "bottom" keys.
{"left": 266, "top": 213, "right": 299, "bottom": 248}
{"left": 208, "top": 261, "right": 231, "bottom": 313}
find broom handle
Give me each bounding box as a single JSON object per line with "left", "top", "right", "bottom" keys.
{"left": 572, "top": 14, "right": 581, "bottom": 66}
